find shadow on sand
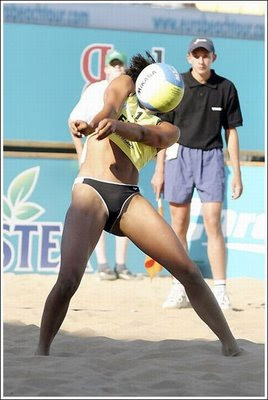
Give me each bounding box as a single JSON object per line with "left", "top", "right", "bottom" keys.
{"left": 3, "top": 322, "right": 265, "bottom": 398}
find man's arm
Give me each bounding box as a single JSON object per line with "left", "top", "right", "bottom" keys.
{"left": 68, "top": 83, "right": 96, "bottom": 162}
{"left": 68, "top": 118, "right": 84, "bottom": 165}
{"left": 225, "top": 127, "right": 243, "bottom": 199}
{"left": 151, "top": 149, "right": 166, "bottom": 200}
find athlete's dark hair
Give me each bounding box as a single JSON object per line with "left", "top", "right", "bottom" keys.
{"left": 125, "top": 51, "right": 156, "bottom": 83}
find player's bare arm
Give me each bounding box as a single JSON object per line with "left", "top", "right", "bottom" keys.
{"left": 94, "top": 119, "right": 179, "bottom": 149}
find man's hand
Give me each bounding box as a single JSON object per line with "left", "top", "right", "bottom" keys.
{"left": 231, "top": 176, "right": 243, "bottom": 199}
{"left": 151, "top": 170, "right": 164, "bottom": 200}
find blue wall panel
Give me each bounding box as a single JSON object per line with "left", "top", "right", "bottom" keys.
{"left": 4, "top": 23, "right": 264, "bottom": 150}
{"left": 3, "top": 157, "right": 265, "bottom": 279}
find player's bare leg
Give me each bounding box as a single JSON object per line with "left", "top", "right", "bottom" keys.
{"left": 119, "top": 195, "right": 241, "bottom": 356}
{"left": 35, "top": 184, "right": 107, "bottom": 355}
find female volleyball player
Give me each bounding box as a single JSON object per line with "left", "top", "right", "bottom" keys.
{"left": 35, "top": 54, "right": 240, "bottom": 357}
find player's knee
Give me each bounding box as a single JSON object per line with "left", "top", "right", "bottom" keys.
{"left": 56, "top": 276, "right": 80, "bottom": 300}
{"left": 178, "top": 263, "right": 203, "bottom": 287}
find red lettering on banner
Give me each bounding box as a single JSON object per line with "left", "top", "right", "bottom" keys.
{"left": 81, "top": 44, "right": 113, "bottom": 83}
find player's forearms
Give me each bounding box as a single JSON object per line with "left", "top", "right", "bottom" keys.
{"left": 112, "top": 120, "right": 146, "bottom": 142}
{"left": 90, "top": 105, "right": 118, "bottom": 130}
{"left": 114, "top": 121, "right": 179, "bottom": 149}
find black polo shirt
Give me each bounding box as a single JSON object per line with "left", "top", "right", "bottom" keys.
{"left": 159, "top": 69, "right": 243, "bottom": 150}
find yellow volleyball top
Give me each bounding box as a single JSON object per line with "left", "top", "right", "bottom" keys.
{"left": 109, "top": 94, "right": 161, "bottom": 170}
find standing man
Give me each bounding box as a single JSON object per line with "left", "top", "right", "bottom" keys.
{"left": 151, "top": 37, "right": 243, "bottom": 309}
{"left": 69, "top": 49, "right": 138, "bottom": 281}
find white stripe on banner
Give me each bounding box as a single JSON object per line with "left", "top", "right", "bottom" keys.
{"left": 3, "top": 3, "right": 264, "bottom": 40}
{"left": 202, "top": 242, "right": 265, "bottom": 253}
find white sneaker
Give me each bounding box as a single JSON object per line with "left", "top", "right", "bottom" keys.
{"left": 162, "top": 281, "right": 190, "bottom": 309}
{"left": 213, "top": 287, "right": 231, "bottom": 310}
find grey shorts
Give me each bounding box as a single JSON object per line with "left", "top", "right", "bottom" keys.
{"left": 164, "top": 145, "right": 225, "bottom": 204}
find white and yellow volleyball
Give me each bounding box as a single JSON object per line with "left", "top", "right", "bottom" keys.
{"left": 135, "top": 63, "right": 184, "bottom": 113}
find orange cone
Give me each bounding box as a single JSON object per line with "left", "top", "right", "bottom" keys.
{"left": 144, "top": 198, "right": 163, "bottom": 279}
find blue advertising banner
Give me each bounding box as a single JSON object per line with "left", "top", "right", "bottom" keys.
{"left": 3, "top": 20, "right": 265, "bottom": 151}
{"left": 3, "top": 156, "right": 265, "bottom": 279}
{"left": 2, "top": 2, "right": 266, "bottom": 281}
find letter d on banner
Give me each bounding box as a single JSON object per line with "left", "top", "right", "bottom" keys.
{"left": 81, "top": 43, "right": 113, "bottom": 84}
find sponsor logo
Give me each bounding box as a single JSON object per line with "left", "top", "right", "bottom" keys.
{"left": 194, "top": 38, "right": 208, "bottom": 44}
{"left": 211, "top": 107, "right": 222, "bottom": 111}
{"left": 3, "top": 167, "right": 93, "bottom": 274}
{"left": 188, "top": 198, "right": 265, "bottom": 254}
{"left": 136, "top": 70, "right": 157, "bottom": 94}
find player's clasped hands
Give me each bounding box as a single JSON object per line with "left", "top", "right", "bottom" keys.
{"left": 94, "top": 118, "right": 117, "bottom": 140}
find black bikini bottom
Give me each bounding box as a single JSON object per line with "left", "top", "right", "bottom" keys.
{"left": 73, "top": 176, "right": 140, "bottom": 233}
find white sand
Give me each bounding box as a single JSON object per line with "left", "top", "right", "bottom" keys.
{"left": 3, "top": 273, "right": 266, "bottom": 397}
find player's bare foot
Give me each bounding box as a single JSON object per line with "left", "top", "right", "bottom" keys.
{"left": 222, "top": 341, "right": 242, "bottom": 356}
{"left": 35, "top": 346, "right": 49, "bottom": 356}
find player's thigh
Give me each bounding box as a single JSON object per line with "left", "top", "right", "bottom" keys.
{"left": 119, "top": 195, "right": 192, "bottom": 272}
{"left": 60, "top": 184, "right": 107, "bottom": 278}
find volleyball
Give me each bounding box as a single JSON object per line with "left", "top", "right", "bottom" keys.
{"left": 135, "top": 63, "right": 184, "bottom": 113}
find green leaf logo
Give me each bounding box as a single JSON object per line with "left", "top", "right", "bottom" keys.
{"left": 8, "top": 167, "right": 40, "bottom": 206}
{"left": 4, "top": 167, "right": 45, "bottom": 222}
{"left": 15, "top": 202, "right": 44, "bottom": 221}
{"left": 3, "top": 196, "right": 12, "bottom": 221}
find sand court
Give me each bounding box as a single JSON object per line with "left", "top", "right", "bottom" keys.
{"left": 3, "top": 273, "right": 265, "bottom": 397}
